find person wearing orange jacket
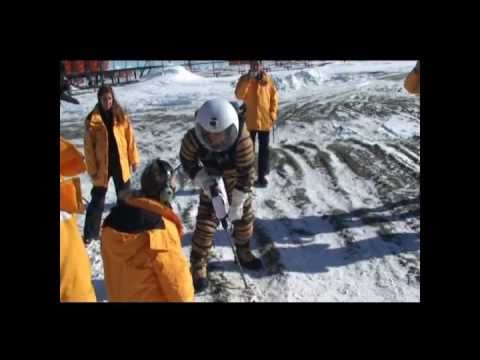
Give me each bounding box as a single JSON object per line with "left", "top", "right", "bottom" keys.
{"left": 60, "top": 136, "right": 97, "bottom": 302}
{"left": 404, "top": 61, "right": 420, "bottom": 95}
{"left": 100, "top": 159, "right": 194, "bottom": 302}
{"left": 83, "top": 85, "right": 140, "bottom": 243}
{"left": 235, "top": 61, "right": 278, "bottom": 188}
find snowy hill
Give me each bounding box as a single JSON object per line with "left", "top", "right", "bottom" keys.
{"left": 60, "top": 61, "right": 420, "bottom": 302}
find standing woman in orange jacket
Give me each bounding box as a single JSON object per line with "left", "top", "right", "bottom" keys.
{"left": 235, "top": 61, "right": 278, "bottom": 188}
{"left": 83, "top": 85, "right": 140, "bottom": 243}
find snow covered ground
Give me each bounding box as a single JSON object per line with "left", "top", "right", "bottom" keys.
{"left": 60, "top": 61, "right": 420, "bottom": 302}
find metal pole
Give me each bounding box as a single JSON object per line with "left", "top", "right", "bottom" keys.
{"left": 221, "top": 219, "right": 250, "bottom": 289}
{"left": 209, "top": 183, "right": 250, "bottom": 289}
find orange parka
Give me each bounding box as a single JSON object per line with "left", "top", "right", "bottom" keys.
{"left": 404, "top": 62, "right": 420, "bottom": 95}
{"left": 84, "top": 105, "right": 140, "bottom": 187}
{"left": 100, "top": 193, "right": 194, "bottom": 302}
{"left": 235, "top": 72, "right": 279, "bottom": 132}
{"left": 60, "top": 137, "right": 96, "bottom": 302}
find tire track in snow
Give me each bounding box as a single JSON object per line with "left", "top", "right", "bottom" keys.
{"left": 387, "top": 142, "right": 420, "bottom": 167}
{"left": 326, "top": 140, "right": 417, "bottom": 204}
{"left": 254, "top": 145, "right": 363, "bottom": 300}
{"left": 272, "top": 143, "right": 374, "bottom": 254}
{"left": 345, "top": 138, "right": 420, "bottom": 183}
{"left": 326, "top": 137, "right": 419, "bottom": 236}
{"left": 274, "top": 140, "right": 419, "bottom": 299}
{"left": 282, "top": 142, "right": 351, "bottom": 201}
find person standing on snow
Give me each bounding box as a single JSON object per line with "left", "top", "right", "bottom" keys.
{"left": 60, "top": 62, "right": 79, "bottom": 105}
{"left": 180, "top": 99, "right": 263, "bottom": 293}
{"left": 404, "top": 60, "right": 420, "bottom": 95}
{"left": 60, "top": 69, "right": 96, "bottom": 302}
{"left": 235, "top": 60, "right": 278, "bottom": 188}
{"left": 100, "top": 159, "right": 194, "bottom": 302}
{"left": 60, "top": 136, "right": 97, "bottom": 302}
{"left": 83, "top": 85, "right": 140, "bottom": 244}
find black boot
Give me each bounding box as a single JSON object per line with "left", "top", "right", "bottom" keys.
{"left": 254, "top": 177, "right": 268, "bottom": 188}
{"left": 236, "top": 247, "right": 263, "bottom": 270}
{"left": 193, "top": 277, "right": 209, "bottom": 293}
{"left": 191, "top": 256, "right": 209, "bottom": 293}
{"left": 83, "top": 236, "right": 93, "bottom": 245}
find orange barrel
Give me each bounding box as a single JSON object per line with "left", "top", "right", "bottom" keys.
{"left": 63, "top": 61, "right": 73, "bottom": 76}
{"left": 72, "top": 61, "right": 86, "bottom": 75}
{"left": 86, "top": 60, "right": 100, "bottom": 73}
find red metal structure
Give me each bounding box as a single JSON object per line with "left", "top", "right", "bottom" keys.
{"left": 61, "top": 60, "right": 155, "bottom": 89}
{"left": 229, "top": 61, "right": 252, "bottom": 65}
{"left": 61, "top": 60, "right": 327, "bottom": 89}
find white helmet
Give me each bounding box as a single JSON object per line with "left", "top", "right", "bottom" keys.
{"left": 194, "top": 99, "right": 239, "bottom": 152}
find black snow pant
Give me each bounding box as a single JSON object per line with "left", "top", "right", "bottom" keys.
{"left": 83, "top": 163, "right": 130, "bottom": 241}
{"left": 249, "top": 130, "right": 270, "bottom": 181}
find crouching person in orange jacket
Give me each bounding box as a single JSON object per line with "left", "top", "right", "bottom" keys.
{"left": 100, "top": 159, "right": 194, "bottom": 302}
{"left": 404, "top": 60, "right": 420, "bottom": 95}
{"left": 60, "top": 137, "right": 97, "bottom": 302}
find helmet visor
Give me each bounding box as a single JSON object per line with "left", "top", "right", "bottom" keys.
{"left": 195, "top": 123, "right": 239, "bottom": 152}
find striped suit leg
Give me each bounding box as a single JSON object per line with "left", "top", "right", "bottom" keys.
{"left": 190, "top": 192, "right": 219, "bottom": 266}
{"left": 223, "top": 170, "right": 255, "bottom": 249}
